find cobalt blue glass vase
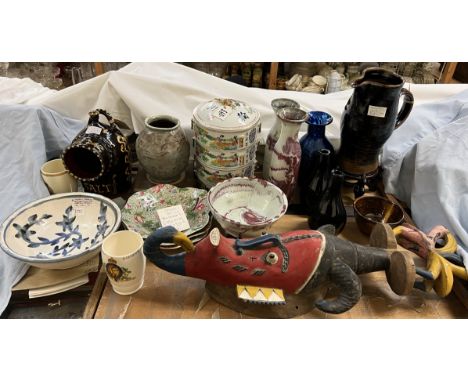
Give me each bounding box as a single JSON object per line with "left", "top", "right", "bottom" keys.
{"left": 298, "top": 111, "right": 335, "bottom": 190}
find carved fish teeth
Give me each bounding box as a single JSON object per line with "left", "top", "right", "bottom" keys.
{"left": 236, "top": 285, "right": 286, "bottom": 304}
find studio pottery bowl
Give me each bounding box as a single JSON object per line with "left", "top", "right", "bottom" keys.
{"left": 353, "top": 195, "right": 404, "bottom": 236}
{"left": 0, "top": 193, "right": 121, "bottom": 269}
{"left": 207, "top": 177, "right": 288, "bottom": 237}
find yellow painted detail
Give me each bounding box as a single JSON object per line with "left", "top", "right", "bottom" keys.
{"left": 451, "top": 264, "right": 468, "bottom": 281}
{"left": 437, "top": 232, "right": 457, "bottom": 254}
{"left": 427, "top": 252, "right": 442, "bottom": 279}
{"left": 273, "top": 289, "right": 285, "bottom": 300}
{"left": 425, "top": 251, "right": 467, "bottom": 297}
{"left": 173, "top": 231, "right": 195, "bottom": 252}
{"left": 246, "top": 286, "right": 260, "bottom": 298}
{"left": 434, "top": 256, "right": 454, "bottom": 298}
{"left": 236, "top": 285, "right": 285, "bottom": 302}
{"left": 261, "top": 288, "right": 273, "bottom": 299}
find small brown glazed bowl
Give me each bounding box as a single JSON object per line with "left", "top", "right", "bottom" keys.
{"left": 353, "top": 195, "right": 404, "bottom": 236}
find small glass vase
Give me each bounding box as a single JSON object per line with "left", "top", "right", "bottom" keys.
{"left": 307, "top": 168, "right": 347, "bottom": 234}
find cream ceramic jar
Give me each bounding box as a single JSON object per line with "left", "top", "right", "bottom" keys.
{"left": 194, "top": 140, "right": 257, "bottom": 169}
{"left": 194, "top": 159, "right": 256, "bottom": 190}
{"left": 192, "top": 98, "right": 261, "bottom": 188}
{"left": 192, "top": 98, "right": 261, "bottom": 151}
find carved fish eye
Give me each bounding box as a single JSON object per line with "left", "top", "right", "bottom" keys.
{"left": 264, "top": 252, "right": 278, "bottom": 265}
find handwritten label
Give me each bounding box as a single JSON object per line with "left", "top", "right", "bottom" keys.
{"left": 367, "top": 105, "right": 387, "bottom": 118}
{"left": 85, "top": 126, "right": 102, "bottom": 135}
{"left": 209, "top": 104, "right": 233, "bottom": 121}
{"left": 156, "top": 205, "right": 190, "bottom": 232}
{"left": 72, "top": 197, "right": 94, "bottom": 216}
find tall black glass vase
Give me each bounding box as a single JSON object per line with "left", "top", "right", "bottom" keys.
{"left": 307, "top": 168, "right": 347, "bottom": 234}
{"left": 302, "top": 148, "right": 333, "bottom": 213}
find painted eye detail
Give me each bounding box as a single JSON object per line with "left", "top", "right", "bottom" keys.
{"left": 264, "top": 252, "right": 278, "bottom": 265}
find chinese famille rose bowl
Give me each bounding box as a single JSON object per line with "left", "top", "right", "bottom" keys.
{"left": 121, "top": 184, "right": 210, "bottom": 239}
{"left": 0, "top": 193, "right": 121, "bottom": 269}
{"left": 207, "top": 177, "right": 288, "bottom": 237}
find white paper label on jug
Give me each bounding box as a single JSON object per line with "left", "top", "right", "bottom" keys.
{"left": 157, "top": 204, "right": 190, "bottom": 232}
{"left": 209, "top": 105, "right": 233, "bottom": 121}
{"left": 72, "top": 197, "right": 93, "bottom": 216}
{"left": 85, "top": 126, "right": 102, "bottom": 135}
{"left": 367, "top": 105, "right": 387, "bottom": 118}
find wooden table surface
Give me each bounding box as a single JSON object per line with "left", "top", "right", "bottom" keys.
{"left": 93, "top": 214, "right": 468, "bottom": 319}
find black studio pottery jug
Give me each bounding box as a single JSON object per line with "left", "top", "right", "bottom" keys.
{"left": 62, "top": 109, "right": 132, "bottom": 197}
{"left": 338, "top": 67, "right": 414, "bottom": 176}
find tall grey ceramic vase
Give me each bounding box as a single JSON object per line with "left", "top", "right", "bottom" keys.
{"left": 136, "top": 115, "right": 190, "bottom": 184}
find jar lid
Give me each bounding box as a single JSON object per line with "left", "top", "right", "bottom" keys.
{"left": 193, "top": 98, "right": 260, "bottom": 133}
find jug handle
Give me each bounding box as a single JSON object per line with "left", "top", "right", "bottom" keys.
{"left": 395, "top": 88, "right": 414, "bottom": 129}
{"left": 89, "top": 109, "right": 115, "bottom": 126}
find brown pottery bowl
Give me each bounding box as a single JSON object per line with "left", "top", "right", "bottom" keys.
{"left": 353, "top": 195, "right": 404, "bottom": 236}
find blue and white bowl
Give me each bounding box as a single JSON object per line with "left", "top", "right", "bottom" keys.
{"left": 0, "top": 193, "right": 121, "bottom": 269}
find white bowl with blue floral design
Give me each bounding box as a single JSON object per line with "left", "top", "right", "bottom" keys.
{"left": 0, "top": 193, "right": 121, "bottom": 269}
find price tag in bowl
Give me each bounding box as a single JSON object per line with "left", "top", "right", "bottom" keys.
{"left": 72, "top": 197, "right": 94, "bottom": 216}
{"left": 156, "top": 204, "right": 190, "bottom": 232}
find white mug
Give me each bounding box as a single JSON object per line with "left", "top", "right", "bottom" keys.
{"left": 101, "top": 230, "right": 146, "bottom": 295}
{"left": 41, "top": 158, "right": 78, "bottom": 194}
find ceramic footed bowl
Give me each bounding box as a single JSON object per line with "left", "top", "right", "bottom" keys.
{"left": 0, "top": 193, "right": 121, "bottom": 269}
{"left": 207, "top": 177, "right": 288, "bottom": 237}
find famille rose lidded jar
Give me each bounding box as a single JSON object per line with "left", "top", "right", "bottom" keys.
{"left": 192, "top": 98, "right": 261, "bottom": 189}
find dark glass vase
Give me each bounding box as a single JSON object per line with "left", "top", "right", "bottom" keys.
{"left": 302, "top": 148, "right": 333, "bottom": 212}
{"left": 307, "top": 168, "right": 347, "bottom": 234}
{"left": 299, "top": 111, "right": 335, "bottom": 189}
{"left": 62, "top": 109, "right": 132, "bottom": 197}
